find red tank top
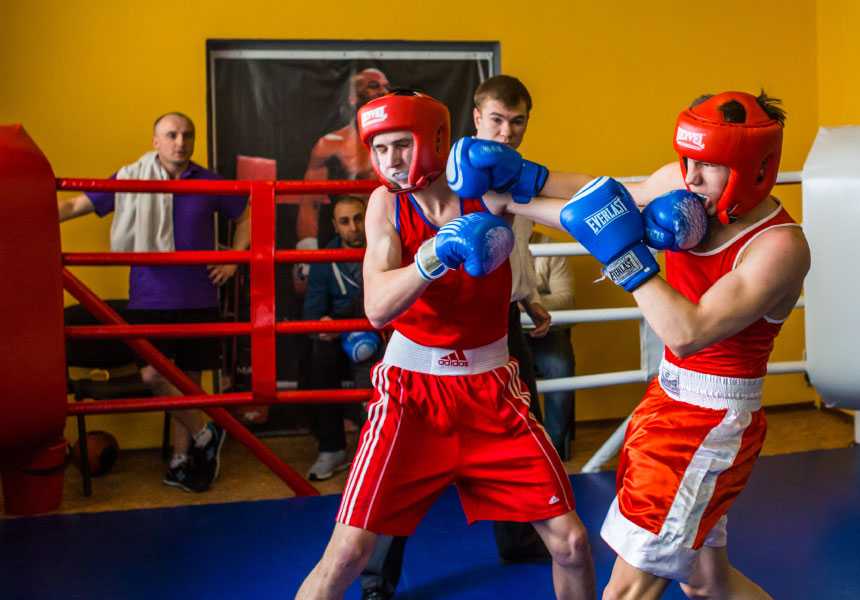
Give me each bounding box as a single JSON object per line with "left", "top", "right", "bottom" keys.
{"left": 664, "top": 204, "right": 798, "bottom": 378}
{"left": 392, "top": 193, "right": 511, "bottom": 348}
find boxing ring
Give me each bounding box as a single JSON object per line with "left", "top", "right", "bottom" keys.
{"left": 2, "top": 124, "right": 859, "bottom": 598}
{"left": 2, "top": 123, "right": 858, "bottom": 513}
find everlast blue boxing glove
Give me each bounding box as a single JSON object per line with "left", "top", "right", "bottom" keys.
{"left": 643, "top": 190, "right": 709, "bottom": 251}
{"left": 447, "top": 137, "right": 549, "bottom": 203}
{"left": 414, "top": 212, "right": 514, "bottom": 281}
{"left": 560, "top": 176, "right": 659, "bottom": 292}
{"left": 341, "top": 331, "right": 381, "bottom": 363}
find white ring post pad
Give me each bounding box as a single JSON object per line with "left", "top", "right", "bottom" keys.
{"left": 802, "top": 126, "right": 860, "bottom": 409}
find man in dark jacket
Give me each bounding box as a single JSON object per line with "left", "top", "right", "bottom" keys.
{"left": 303, "top": 195, "right": 380, "bottom": 480}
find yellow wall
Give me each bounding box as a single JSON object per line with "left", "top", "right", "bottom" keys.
{"left": 817, "top": 0, "right": 860, "bottom": 125}
{"left": 2, "top": 1, "right": 823, "bottom": 446}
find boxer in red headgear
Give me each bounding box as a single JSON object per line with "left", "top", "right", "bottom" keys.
{"left": 357, "top": 89, "right": 450, "bottom": 191}
{"left": 297, "top": 90, "right": 597, "bottom": 600}
{"left": 528, "top": 91, "right": 808, "bottom": 599}
{"left": 437, "top": 89, "right": 808, "bottom": 599}
{"left": 673, "top": 92, "right": 783, "bottom": 224}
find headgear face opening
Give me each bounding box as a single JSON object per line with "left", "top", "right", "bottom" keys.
{"left": 673, "top": 91, "right": 783, "bottom": 224}
{"left": 357, "top": 91, "right": 451, "bottom": 193}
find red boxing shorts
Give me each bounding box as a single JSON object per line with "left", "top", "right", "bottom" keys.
{"left": 336, "top": 332, "right": 574, "bottom": 536}
{"left": 601, "top": 361, "right": 767, "bottom": 582}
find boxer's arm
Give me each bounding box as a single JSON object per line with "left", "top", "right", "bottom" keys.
{"left": 501, "top": 163, "right": 686, "bottom": 230}
{"left": 632, "top": 227, "right": 810, "bottom": 357}
{"left": 477, "top": 190, "right": 563, "bottom": 229}
{"left": 624, "top": 162, "right": 685, "bottom": 208}
{"left": 481, "top": 189, "right": 589, "bottom": 237}
{"left": 535, "top": 163, "right": 684, "bottom": 208}
{"left": 538, "top": 171, "right": 595, "bottom": 200}
{"left": 362, "top": 188, "right": 431, "bottom": 329}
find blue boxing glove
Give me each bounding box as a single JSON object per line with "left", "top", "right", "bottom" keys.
{"left": 560, "top": 176, "right": 659, "bottom": 292}
{"left": 643, "top": 190, "right": 709, "bottom": 251}
{"left": 414, "top": 212, "right": 514, "bottom": 281}
{"left": 341, "top": 331, "right": 381, "bottom": 363}
{"left": 447, "top": 137, "right": 549, "bottom": 203}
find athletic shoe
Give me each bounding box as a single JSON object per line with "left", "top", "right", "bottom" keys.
{"left": 196, "top": 422, "right": 227, "bottom": 487}
{"left": 163, "top": 457, "right": 208, "bottom": 493}
{"left": 307, "top": 450, "right": 349, "bottom": 481}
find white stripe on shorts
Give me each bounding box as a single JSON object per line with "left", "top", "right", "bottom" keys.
{"left": 600, "top": 407, "right": 752, "bottom": 582}
{"left": 338, "top": 364, "right": 391, "bottom": 525}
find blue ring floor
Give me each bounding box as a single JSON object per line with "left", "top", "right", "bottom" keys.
{"left": 1, "top": 446, "right": 858, "bottom": 599}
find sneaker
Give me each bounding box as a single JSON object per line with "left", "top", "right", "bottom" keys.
{"left": 195, "top": 422, "right": 227, "bottom": 487}
{"left": 163, "top": 457, "right": 208, "bottom": 493}
{"left": 307, "top": 450, "right": 349, "bottom": 481}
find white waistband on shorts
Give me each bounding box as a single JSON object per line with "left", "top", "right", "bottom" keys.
{"left": 658, "top": 360, "right": 763, "bottom": 411}
{"left": 383, "top": 331, "right": 509, "bottom": 376}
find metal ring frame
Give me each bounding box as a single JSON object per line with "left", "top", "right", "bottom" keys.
{"left": 58, "top": 171, "right": 807, "bottom": 490}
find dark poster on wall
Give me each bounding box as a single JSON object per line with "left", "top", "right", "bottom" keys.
{"left": 206, "top": 40, "right": 497, "bottom": 423}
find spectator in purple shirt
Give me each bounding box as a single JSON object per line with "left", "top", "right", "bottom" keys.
{"left": 58, "top": 112, "right": 250, "bottom": 492}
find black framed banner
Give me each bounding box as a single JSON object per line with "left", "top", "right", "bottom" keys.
{"left": 206, "top": 39, "right": 498, "bottom": 396}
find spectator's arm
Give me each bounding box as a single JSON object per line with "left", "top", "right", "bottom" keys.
{"left": 208, "top": 206, "right": 251, "bottom": 286}
{"left": 539, "top": 255, "right": 575, "bottom": 311}
{"left": 302, "top": 262, "right": 331, "bottom": 323}
{"left": 230, "top": 206, "right": 251, "bottom": 250}
{"left": 522, "top": 300, "right": 551, "bottom": 338}
{"left": 58, "top": 194, "right": 95, "bottom": 222}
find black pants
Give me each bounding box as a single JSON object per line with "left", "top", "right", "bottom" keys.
{"left": 492, "top": 302, "right": 550, "bottom": 562}
{"left": 528, "top": 328, "right": 576, "bottom": 459}
{"left": 308, "top": 337, "right": 373, "bottom": 452}
{"left": 361, "top": 535, "right": 409, "bottom": 596}
{"left": 359, "top": 303, "right": 549, "bottom": 593}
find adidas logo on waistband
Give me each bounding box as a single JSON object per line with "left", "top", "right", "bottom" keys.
{"left": 438, "top": 349, "right": 469, "bottom": 368}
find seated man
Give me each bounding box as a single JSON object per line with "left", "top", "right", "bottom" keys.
{"left": 302, "top": 195, "right": 382, "bottom": 480}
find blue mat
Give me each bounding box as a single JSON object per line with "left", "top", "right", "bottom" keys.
{"left": 1, "top": 447, "right": 858, "bottom": 599}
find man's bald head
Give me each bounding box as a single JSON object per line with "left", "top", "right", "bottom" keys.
{"left": 153, "top": 112, "right": 195, "bottom": 135}
{"left": 152, "top": 112, "right": 195, "bottom": 177}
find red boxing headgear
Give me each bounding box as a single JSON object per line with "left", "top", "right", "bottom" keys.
{"left": 357, "top": 90, "right": 451, "bottom": 192}
{"left": 673, "top": 91, "right": 783, "bottom": 224}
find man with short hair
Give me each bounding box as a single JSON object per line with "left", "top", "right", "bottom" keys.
{"left": 582, "top": 91, "right": 808, "bottom": 600}
{"left": 473, "top": 74, "right": 555, "bottom": 563}
{"left": 473, "top": 74, "right": 551, "bottom": 393}
{"left": 58, "top": 112, "right": 249, "bottom": 492}
{"left": 297, "top": 90, "right": 596, "bottom": 600}
{"left": 303, "top": 195, "right": 381, "bottom": 481}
